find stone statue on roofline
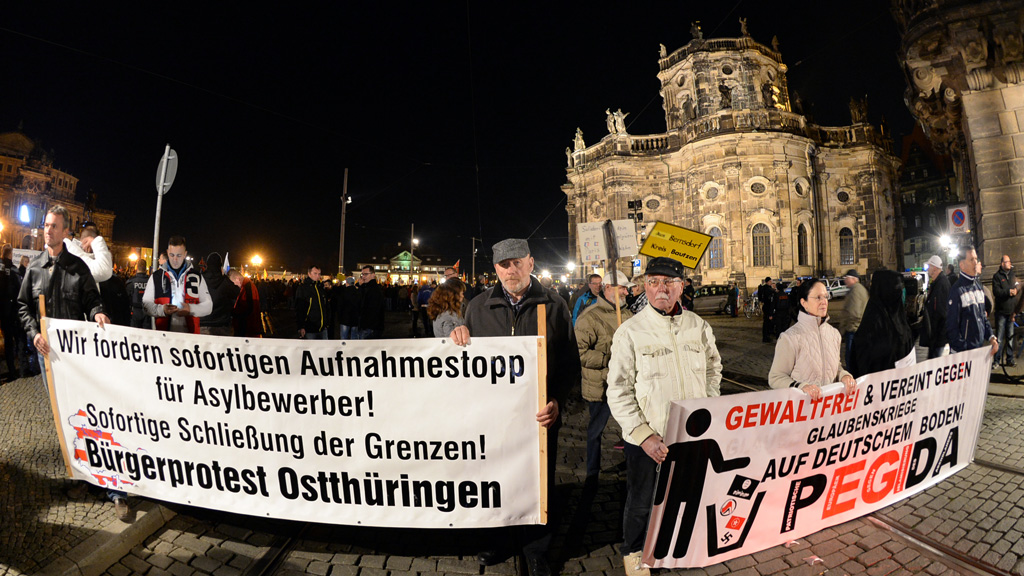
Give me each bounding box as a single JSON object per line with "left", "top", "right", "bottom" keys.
{"left": 690, "top": 21, "right": 703, "bottom": 41}
{"left": 574, "top": 127, "right": 585, "bottom": 151}
{"left": 740, "top": 17, "right": 749, "bottom": 37}
{"left": 613, "top": 109, "right": 629, "bottom": 134}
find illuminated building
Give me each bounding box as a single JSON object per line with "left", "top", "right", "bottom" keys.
{"left": 894, "top": 0, "right": 1024, "bottom": 264}
{"left": 562, "top": 31, "right": 900, "bottom": 291}
{"left": 0, "top": 129, "right": 115, "bottom": 249}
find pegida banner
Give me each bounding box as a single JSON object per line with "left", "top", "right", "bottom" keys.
{"left": 43, "top": 319, "right": 546, "bottom": 529}
{"left": 644, "top": 347, "right": 990, "bottom": 568}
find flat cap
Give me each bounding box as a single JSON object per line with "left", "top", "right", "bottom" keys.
{"left": 844, "top": 269, "right": 860, "bottom": 279}
{"left": 645, "top": 257, "right": 685, "bottom": 279}
{"left": 492, "top": 238, "right": 530, "bottom": 262}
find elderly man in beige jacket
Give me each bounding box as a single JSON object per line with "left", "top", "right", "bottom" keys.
{"left": 607, "top": 257, "right": 722, "bottom": 576}
{"left": 575, "top": 271, "right": 634, "bottom": 481}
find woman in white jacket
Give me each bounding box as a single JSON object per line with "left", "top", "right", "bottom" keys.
{"left": 769, "top": 278, "right": 856, "bottom": 400}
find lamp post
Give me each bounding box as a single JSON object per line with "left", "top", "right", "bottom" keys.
{"left": 567, "top": 261, "right": 576, "bottom": 285}
{"left": 128, "top": 252, "right": 138, "bottom": 271}
{"left": 251, "top": 254, "right": 263, "bottom": 279}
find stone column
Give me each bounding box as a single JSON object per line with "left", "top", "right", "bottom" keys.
{"left": 896, "top": 0, "right": 1024, "bottom": 264}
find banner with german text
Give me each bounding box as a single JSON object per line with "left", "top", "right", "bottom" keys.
{"left": 644, "top": 347, "right": 990, "bottom": 568}
{"left": 44, "top": 319, "right": 545, "bottom": 528}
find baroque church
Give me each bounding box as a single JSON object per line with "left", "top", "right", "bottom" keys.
{"left": 0, "top": 129, "right": 115, "bottom": 250}
{"left": 562, "top": 26, "right": 900, "bottom": 292}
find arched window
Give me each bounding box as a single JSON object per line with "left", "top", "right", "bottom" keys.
{"left": 839, "top": 228, "right": 854, "bottom": 265}
{"left": 752, "top": 223, "right": 771, "bottom": 267}
{"left": 797, "top": 224, "right": 808, "bottom": 266}
{"left": 707, "top": 227, "right": 724, "bottom": 269}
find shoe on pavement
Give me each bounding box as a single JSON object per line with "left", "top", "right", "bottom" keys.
{"left": 524, "top": 553, "right": 551, "bottom": 576}
{"left": 477, "top": 548, "right": 504, "bottom": 566}
{"left": 623, "top": 552, "right": 650, "bottom": 576}
{"left": 113, "top": 497, "right": 132, "bottom": 523}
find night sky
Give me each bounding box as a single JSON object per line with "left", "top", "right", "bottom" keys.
{"left": 0, "top": 2, "right": 911, "bottom": 276}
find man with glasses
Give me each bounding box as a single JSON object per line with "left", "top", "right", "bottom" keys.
{"left": 356, "top": 266, "right": 384, "bottom": 339}
{"left": 606, "top": 257, "right": 722, "bottom": 576}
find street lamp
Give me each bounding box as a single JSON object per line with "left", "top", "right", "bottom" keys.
{"left": 567, "top": 261, "right": 576, "bottom": 284}
{"left": 128, "top": 252, "right": 138, "bottom": 270}
{"left": 251, "top": 255, "right": 263, "bottom": 279}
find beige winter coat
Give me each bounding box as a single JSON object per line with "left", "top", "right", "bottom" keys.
{"left": 841, "top": 281, "right": 868, "bottom": 333}
{"left": 575, "top": 296, "right": 633, "bottom": 402}
{"left": 769, "top": 311, "right": 852, "bottom": 390}
{"left": 607, "top": 306, "right": 722, "bottom": 446}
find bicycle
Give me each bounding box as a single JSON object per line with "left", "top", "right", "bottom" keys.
{"left": 743, "top": 294, "right": 761, "bottom": 318}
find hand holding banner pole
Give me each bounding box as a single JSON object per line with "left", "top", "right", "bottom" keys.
{"left": 536, "top": 303, "right": 548, "bottom": 524}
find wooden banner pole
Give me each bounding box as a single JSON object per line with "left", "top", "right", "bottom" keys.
{"left": 39, "top": 294, "right": 73, "bottom": 477}
{"left": 536, "top": 303, "right": 548, "bottom": 524}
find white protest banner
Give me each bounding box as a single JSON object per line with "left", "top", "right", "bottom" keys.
{"left": 577, "top": 220, "right": 638, "bottom": 263}
{"left": 44, "top": 320, "right": 545, "bottom": 528}
{"left": 643, "top": 347, "right": 990, "bottom": 568}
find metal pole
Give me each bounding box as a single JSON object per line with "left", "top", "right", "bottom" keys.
{"left": 339, "top": 168, "right": 349, "bottom": 276}
{"left": 152, "top": 144, "right": 170, "bottom": 273}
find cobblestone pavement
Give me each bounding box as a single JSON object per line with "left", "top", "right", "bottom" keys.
{"left": 0, "top": 376, "right": 117, "bottom": 576}
{"left": 5, "top": 307, "right": 1024, "bottom": 576}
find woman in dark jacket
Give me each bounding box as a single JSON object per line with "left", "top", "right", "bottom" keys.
{"left": 849, "top": 269, "right": 915, "bottom": 378}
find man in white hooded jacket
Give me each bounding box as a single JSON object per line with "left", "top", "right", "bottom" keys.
{"left": 63, "top": 223, "right": 112, "bottom": 287}
{"left": 607, "top": 257, "right": 722, "bottom": 576}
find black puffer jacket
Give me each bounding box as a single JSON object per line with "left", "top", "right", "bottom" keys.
{"left": 202, "top": 253, "right": 239, "bottom": 329}
{"left": 18, "top": 248, "right": 105, "bottom": 340}
{"left": 464, "top": 277, "right": 581, "bottom": 418}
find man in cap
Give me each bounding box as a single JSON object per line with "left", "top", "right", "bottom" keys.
{"left": 575, "top": 270, "right": 634, "bottom": 481}
{"left": 606, "top": 257, "right": 723, "bottom": 576}
{"left": 449, "top": 238, "right": 580, "bottom": 576}
{"left": 923, "top": 255, "right": 951, "bottom": 358}
{"left": 840, "top": 269, "right": 867, "bottom": 365}
{"left": 947, "top": 246, "right": 999, "bottom": 357}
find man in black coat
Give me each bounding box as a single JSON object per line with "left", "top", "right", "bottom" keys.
{"left": 759, "top": 277, "right": 778, "bottom": 342}
{"left": 201, "top": 253, "right": 239, "bottom": 336}
{"left": 993, "top": 254, "right": 1018, "bottom": 366}
{"left": 356, "top": 266, "right": 385, "bottom": 339}
{"left": 924, "top": 255, "right": 951, "bottom": 359}
{"left": 449, "top": 238, "right": 581, "bottom": 576}
{"left": 294, "top": 265, "right": 329, "bottom": 339}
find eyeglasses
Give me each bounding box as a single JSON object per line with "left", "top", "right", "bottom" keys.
{"left": 645, "top": 278, "right": 682, "bottom": 288}
{"left": 807, "top": 295, "right": 830, "bottom": 301}
{"left": 360, "top": 272, "right": 373, "bottom": 276}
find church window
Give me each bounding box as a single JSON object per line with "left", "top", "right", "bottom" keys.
{"left": 707, "top": 227, "right": 724, "bottom": 269}
{"left": 837, "top": 190, "right": 850, "bottom": 203}
{"left": 706, "top": 187, "right": 719, "bottom": 200}
{"left": 750, "top": 182, "right": 766, "bottom": 194}
{"left": 839, "top": 228, "right": 854, "bottom": 265}
{"left": 797, "top": 225, "right": 808, "bottom": 266}
{"left": 646, "top": 199, "right": 660, "bottom": 210}
{"left": 722, "top": 64, "right": 733, "bottom": 75}
{"left": 752, "top": 223, "right": 771, "bottom": 267}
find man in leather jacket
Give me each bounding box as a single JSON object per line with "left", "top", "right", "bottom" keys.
{"left": 18, "top": 205, "right": 109, "bottom": 371}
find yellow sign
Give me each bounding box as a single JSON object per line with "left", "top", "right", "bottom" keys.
{"left": 639, "top": 221, "right": 712, "bottom": 268}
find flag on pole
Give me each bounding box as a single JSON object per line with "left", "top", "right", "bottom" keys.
{"left": 454, "top": 259, "right": 460, "bottom": 272}
{"left": 223, "top": 252, "right": 230, "bottom": 273}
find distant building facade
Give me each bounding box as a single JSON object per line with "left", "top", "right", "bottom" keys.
{"left": 0, "top": 129, "right": 115, "bottom": 249}
{"left": 899, "top": 126, "right": 961, "bottom": 270}
{"left": 357, "top": 249, "right": 452, "bottom": 284}
{"left": 562, "top": 32, "right": 900, "bottom": 291}
{"left": 894, "top": 0, "right": 1024, "bottom": 266}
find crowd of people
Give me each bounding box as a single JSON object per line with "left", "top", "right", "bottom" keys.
{"left": 12, "top": 206, "right": 1017, "bottom": 575}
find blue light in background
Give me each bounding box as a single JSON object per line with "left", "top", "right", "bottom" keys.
{"left": 18, "top": 205, "right": 29, "bottom": 224}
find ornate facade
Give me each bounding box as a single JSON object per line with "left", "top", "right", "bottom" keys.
{"left": 0, "top": 130, "right": 115, "bottom": 249}
{"left": 562, "top": 32, "right": 901, "bottom": 292}
{"left": 893, "top": 0, "right": 1024, "bottom": 266}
